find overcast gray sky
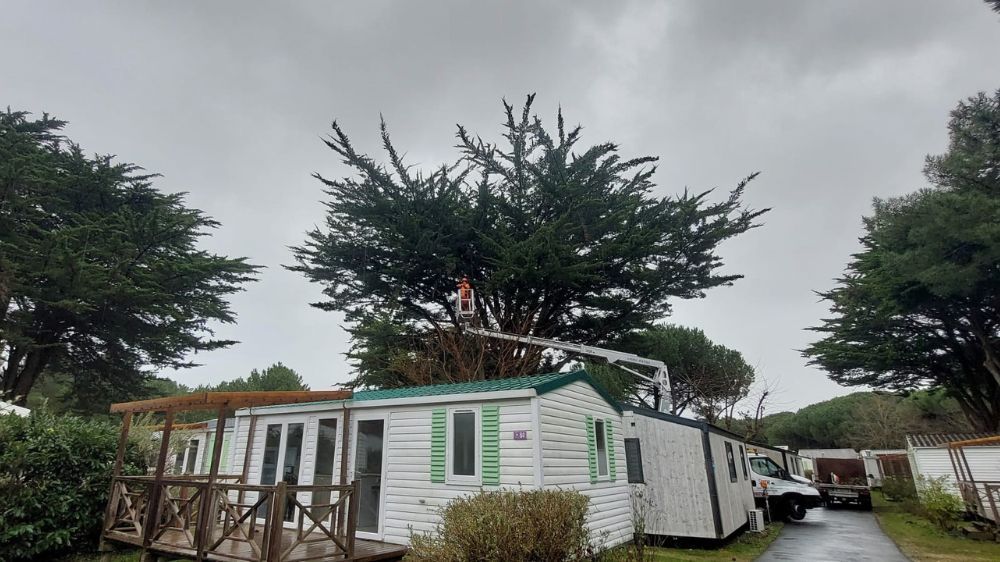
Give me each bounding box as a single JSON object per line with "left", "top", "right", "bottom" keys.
{"left": 3, "top": 1, "right": 998, "bottom": 413}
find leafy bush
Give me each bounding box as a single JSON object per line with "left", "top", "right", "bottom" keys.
{"left": 915, "top": 476, "right": 964, "bottom": 532}
{"left": 881, "top": 476, "right": 917, "bottom": 502}
{"left": 406, "top": 489, "right": 591, "bottom": 562}
{"left": 0, "top": 410, "right": 146, "bottom": 560}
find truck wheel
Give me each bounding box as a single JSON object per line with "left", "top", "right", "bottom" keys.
{"left": 860, "top": 498, "right": 873, "bottom": 511}
{"left": 788, "top": 498, "right": 807, "bottom": 521}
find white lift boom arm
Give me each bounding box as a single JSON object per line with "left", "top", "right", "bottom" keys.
{"left": 461, "top": 325, "right": 673, "bottom": 414}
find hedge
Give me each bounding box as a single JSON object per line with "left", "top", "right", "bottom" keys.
{"left": 0, "top": 410, "right": 146, "bottom": 560}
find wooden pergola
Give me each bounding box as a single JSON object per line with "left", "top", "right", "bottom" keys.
{"left": 98, "top": 390, "right": 404, "bottom": 562}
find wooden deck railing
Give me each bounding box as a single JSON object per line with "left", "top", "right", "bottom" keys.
{"left": 103, "top": 475, "right": 360, "bottom": 561}
{"left": 956, "top": 480, "right": 1000, "bottom": 523}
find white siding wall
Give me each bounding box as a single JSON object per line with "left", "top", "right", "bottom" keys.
{"left": 377, "top": 398, "right": 534, "bottom": 545}
{"left": 539, "top": 381, "right": 632, "bottom": 549}
{"left": 624, "top": 412, "right": 715, "bottom": 538}
{"left": 911, "top": 446, "right": 1000, "bottom": 497}
{"left": 706, "top": 434, "right": 754, "bottom": 537}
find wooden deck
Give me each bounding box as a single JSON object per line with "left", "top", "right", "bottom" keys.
{"left": 106, "top": 526, "right": 407, "bottom": 562}
{"left": 101, "top": 476, "right": 402, "bottom": 562}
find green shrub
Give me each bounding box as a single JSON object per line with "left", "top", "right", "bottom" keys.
{"left": 916, "top": 476, "right": 964, "bottom": 532}
{"left": 405, "top": 489, "right": 591, "bottom": 562}
{"left": 881, "top": 476, "right": 917, "bottom": 502}
{"left": 0, "top": 409, "right": 146, "bottom": 560}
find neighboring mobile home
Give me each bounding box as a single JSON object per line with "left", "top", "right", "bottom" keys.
{"left": 906, "top": 433, "right": 1000, "bottom": 497}
{"left": 228, "top": 370, "right": 633, "bottom": 549}
{"left": 621, "top": 407, "right": 756, "bottom": 540}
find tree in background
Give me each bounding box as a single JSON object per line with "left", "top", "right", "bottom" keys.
{"left": 291, "top": 96, "right": 767, "bottom": 388}
{"left": 211, "top": 362, "right": 310, "bottom": 392}
{"left": 759, "top": 391, "right": 971, "bottom": 450}
{"left": 805, "top": 91, "right": 1000, "bottom": 431}
{"left": 0, "top": 110, "right": 259, "bottom": 406}
{"left": 590, "top": 324, "right": 755, "bottom": 419}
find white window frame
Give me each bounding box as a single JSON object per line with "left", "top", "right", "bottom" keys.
{"left": 446, "top": 407, "right": 481, "bottom": 485}
{"left": 594, "top": 418, "right": 610, "bottom": 479}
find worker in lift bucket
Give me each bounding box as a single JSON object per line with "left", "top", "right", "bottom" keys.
{"left": 457, "top": 277, "right": 474, "bottom": 319}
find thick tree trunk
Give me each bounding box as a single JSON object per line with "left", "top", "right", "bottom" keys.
{"left": 1, "top": 344, "right": 53, "bottom": 406}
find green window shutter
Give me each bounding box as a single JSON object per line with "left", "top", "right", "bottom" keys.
{"left": 431, "top": 409, "right": 446, "bottom": 483}
{"left": 202, "top": 434, "right": 215, "bottom": 473}
{"left": 220, "top": 433, "right": 231, "bottom": 473}
{"left": 482, "top": 406, "right": 500, "bottom": 485}
{"left": 605, "top": 418, "right": 617, "bottom": 481}
{"left": 585, "top": 415, "right": 597, "bottom": 484}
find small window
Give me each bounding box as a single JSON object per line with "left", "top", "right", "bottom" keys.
{"left": 448, "top": 409, "right": 479, "bottom": 482}
{"left": 624, "top": 438, "right": 644, "bottom": 483}
{"left": 725, "top": 442, "right": 737, "bottom": 483}
{"left": 739, "top": 445, "right": 748, "bottom": 480}
{"left": 595, "top": 419, "right": 609, "bottom": 477}
{"left": 184, "top": 439, "right": 200, "bottom": 474}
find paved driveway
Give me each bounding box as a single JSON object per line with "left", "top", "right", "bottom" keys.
{"left": 757, "top": 506, "right": 908, "bottom": 561}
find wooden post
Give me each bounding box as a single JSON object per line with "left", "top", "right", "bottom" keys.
{"left": 337, "top": 407, "right": 351, "bottom": 536}
{"left": 196, "top": 405, "right": 228, "bottom": 560}
{"left": 345, "top": 480, "right": 359, "bottom": 558}
{"left": 99, "top": 411, "right": 133, "bottom": 562}
{"left": 266, "top": 481, "right": 288, "bottom": 561}
{"left": 142, "top": 409, "right": 175, "bottom": 553}
{"left": 238, "top": 415, "right": 258, "bottom": 507}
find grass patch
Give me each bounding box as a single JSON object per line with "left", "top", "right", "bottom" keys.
{"left": 872, "top": 490, "right": 1000, "bottom": 562}
{"left": 639, "top": 523, "right": 783, "bottom": 561}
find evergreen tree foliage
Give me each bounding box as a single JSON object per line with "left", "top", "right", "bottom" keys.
{"left": 805, "top": 91, "right": 1000, "bottom": 431}
{"left": 290, "top": 96, "right": 767, "bottom": 387}
{"left": 591, "top": 324, "right": 755, "bottom": 417}
{"left": 0, "top": 110, "right": 259, "bottom": 406}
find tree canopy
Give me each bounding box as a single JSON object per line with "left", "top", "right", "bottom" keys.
{"left": 590, "top": 324, "right": 755, "bottom": 418}
{"left": 291, "top": 96, "right": 768, "bottom": 388}
{"left": 805, "top": 90, "right": 1000, "bottom": 431}
{"left": 0, "top": 110, "right": 258, "bottom": 406}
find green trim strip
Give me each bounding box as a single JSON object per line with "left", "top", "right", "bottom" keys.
{"left": 431, "top": 409, "right": 446, "bottom": 483}
{"left": 482, "top": 406, "right": 500, "bottom": 485}
{"left": 202, "top": 434, "right": 215, "bottom": 473}
{"left": 605, "top": 417, "right": 616, "bottom": 481}
{"left": 586, "top": 415, "right": 597, "bottom": 484}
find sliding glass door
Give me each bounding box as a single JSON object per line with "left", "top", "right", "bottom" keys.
{"left": 352, "top": 417, "right": 386, "bottom": 539}
{"left": 257, "top": 421, "right": 304, "bottom": 522}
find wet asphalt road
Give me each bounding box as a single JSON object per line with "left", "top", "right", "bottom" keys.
{"left": 757, "top": 506, "right": 908, "bottom": 562}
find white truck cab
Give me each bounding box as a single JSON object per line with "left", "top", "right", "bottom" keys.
{"left": 748, "top": 453, "right": 822, "bottom": 520}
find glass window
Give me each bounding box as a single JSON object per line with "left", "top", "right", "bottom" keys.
{"left": 739, "top": 445, "right": 748, "bottom": 480}
{"left": 282, "top": 423, "right": 304, "bottom": 521}
{"left": 750, "top": 456, "right": 782, "bottom": 478}
{"left": 354, "top": 419, "right": 385, "bottom": 534}
{"left": 184, "top": 439, "right": 199, "bottom": 474}
{"left": 725, "top": 442, "right": 737, "bottom": 483}
{"left": 258, "top": 424, "right": 283, "bottom": 521}
{"left": 311, "top": 419, "right": 338, "bottom": 520}
{"left": 595, "top": 419, "right": 609, "bottom": 477}
{"left": 452, "top": 411, "right": 476, "bottom": 477}
{"left": 624, "top": 438, "right": 644, "bottom": 484}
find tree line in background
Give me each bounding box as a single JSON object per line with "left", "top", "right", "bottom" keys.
{"left": 749, "top": 390, "right": 971, "bottom": 451}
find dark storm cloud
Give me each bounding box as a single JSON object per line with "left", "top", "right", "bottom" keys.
{"left": 3, "top": 0, "right": 998, "bottom": 411}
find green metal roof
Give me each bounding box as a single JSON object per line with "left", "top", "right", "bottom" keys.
{"left": 353, "top": 371, "right": 576, "bottom": 401}
{"left": 248, "top": 369, "right": 621, "bottom": 412}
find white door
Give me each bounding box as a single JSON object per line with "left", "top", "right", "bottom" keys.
{"left": 349, "top": 415, "right": 387, "bottom": 540}
{"left": 257, "top": 419, "right": 306, "bottom": 524}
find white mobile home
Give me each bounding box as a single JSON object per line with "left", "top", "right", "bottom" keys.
{"left": 622, "top": 408, "right": 756, "bottom": 540}
{"left": 906, "top": 433, "right": 1000, "bottom": 498}
{"left": 174, "top": 418, "right": 236, "bottom": 475}
{"left": 860, "top": 449, "right": 905, "bottom": 487}
{"left": 228, "top": 370, "right": 632, "bottom": 549}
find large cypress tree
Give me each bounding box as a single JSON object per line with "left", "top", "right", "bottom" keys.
{"left": 291, "top": 96, "right": 767, "bottom": 388}
{"left": 806, "top": 91, "right": 1000, "bottom": 431}
{"left": 0, "top": 110, "right": 259, "bottom": 406}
